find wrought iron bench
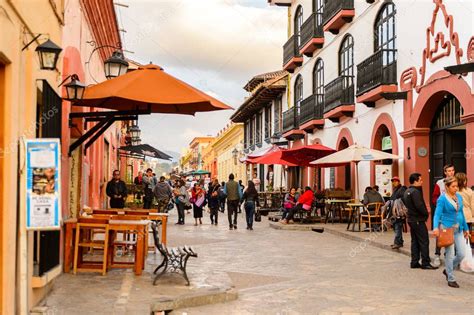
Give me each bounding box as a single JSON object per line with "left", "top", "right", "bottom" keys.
{"left": 151, "top": 222, "right": 197, "bottom": 286}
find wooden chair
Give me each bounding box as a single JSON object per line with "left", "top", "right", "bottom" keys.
{"left": 342, "top": 199, "right": 356, "bottom": 222}
{"left": 73, "top": 218, "right": 110, "bottom": 276}
{"left": 360, "top": 202, "right": 384, "bottom": 232}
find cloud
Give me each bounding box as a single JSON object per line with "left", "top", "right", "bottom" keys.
{"left": 117, "top": 0, "right": 287, "bottom": 153}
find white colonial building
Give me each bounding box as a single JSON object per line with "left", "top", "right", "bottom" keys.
{"left": 270, "top": 0, "right": 473, "bottom": 204}
{"left": 231, "top": 70, "right": 289, "bottom": 191}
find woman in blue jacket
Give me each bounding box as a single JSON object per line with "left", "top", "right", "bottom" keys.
{"left": 433, "top": 176, "right": 470, "bottom": 288}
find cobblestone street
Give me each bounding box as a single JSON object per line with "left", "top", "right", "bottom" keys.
{"left": 43, "top": 211, "right": 474, "bottom": 314}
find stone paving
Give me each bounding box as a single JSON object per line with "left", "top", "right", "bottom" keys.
{"left": 43, "top": 211, "right": 473, "bottom": 314}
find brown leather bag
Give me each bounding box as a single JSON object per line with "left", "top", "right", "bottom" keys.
{"left": 437, "top": 227, "right": 455, "bottom": 248}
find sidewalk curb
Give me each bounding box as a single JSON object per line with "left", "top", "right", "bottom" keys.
{"left": 151, "top": 287, "right": 238, "bottom": 314}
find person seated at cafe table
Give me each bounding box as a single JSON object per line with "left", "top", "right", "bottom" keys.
{"left": 362, "top": 186, "right": 385, "bottom": 230}
{"left": 281, "top": 186, "right": 314, "bottom": 224}
{"left": 106, "top": 170, "right": 128, "bottom": 209}
{"left": 280, "top": 187, "right": 299, "bottom": 222}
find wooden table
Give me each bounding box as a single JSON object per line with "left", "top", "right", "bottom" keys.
{"left": 64, "top": 217, "right": 159, "bottom": 275}
{"left": 325, "top": 199, "right": 351, "bottom": 224}
{"left": 346, "top": 203, "right": 365, "bottom": 231}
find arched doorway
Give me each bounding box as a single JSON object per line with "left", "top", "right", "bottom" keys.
{"left": 430, "top": 94, "right": 466, "bottom": 189}
{"left": 338, "top": 138, "right": 351, "bottom": 190}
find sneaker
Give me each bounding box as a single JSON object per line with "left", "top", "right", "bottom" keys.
{"left": 433, "top": 255, "right": 441, "bottom": 267}
{"left": 392, "top": 244, "right": 402, "bottom": 250}
{"left": 233, "top": 225, "right": 237, "bottom": 229}
{"left": 448, "top": 281, "right": 459, "bottom": 288}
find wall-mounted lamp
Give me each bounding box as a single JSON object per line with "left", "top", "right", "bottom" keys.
{"left": 22, "top": 36, "right": 62, "bottom": 70}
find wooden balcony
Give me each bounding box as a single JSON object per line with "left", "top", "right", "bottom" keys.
{"left": 299, "top": 94, "right": 325, "bottom": 132}
{"left": 299, "top": 12, "right": 324, "bottom": 57}
{"left": 282, "top": 107, "right": 304, "bottom": 140}
{"left": 323, "top": 0, "right": 355, "bottom": 34}
{"left": 283, "top": 35, "right": 303, "bottom": 73}
{"left": 323, "top": 76, "right": 355, "bottom": 123}
{"left": 356, "top": 49, "right": 398, "bottom": 107}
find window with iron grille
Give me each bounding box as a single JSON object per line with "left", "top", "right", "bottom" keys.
{"left": 375, "top": 3, "right": 396, "bottom": 66}
{"left": 313, "top": 58, "right": 324, "bottom": 94}
{"left": 314, "top": 0, "right": 324, "bottom": 25}
{"left": 294, "top": 5, "right": 304, "bottom": 47}
{"left": 273, "top": 98, "right": 282, "bottom": 133}
{"left": 264, "top": 106, "right": 272, "bottom": 140}
{"left": 339, "top": 35, "right": 354, "bottom": 76}
{"left": 294, "top": 75, "right": 303, "bottom": 116}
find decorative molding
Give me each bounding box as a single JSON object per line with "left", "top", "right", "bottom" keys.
{"left": 416, "top": 0, "right": 463, "bottom": 92}
{"left": 400, "top": 67, "right": 417, "bottom": 91}
{"left": 468, "top": 37, "right": 474, "bottom": 62}
{"left": 399, "top": 128, "right": 430, "bottom": 139}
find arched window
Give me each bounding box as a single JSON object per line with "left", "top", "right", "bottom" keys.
{"left": 294, "top": 75, "right": 303, "bottom": 111}
{"left": 294, "top": 6, "right": 304, "bottom": 47}
{"left": 339, "top": 34, "right": 354, "bottom": 77}
{"left": 313, "top": 58, "right": 324, "bottom": 95}
{"left": 314, "top": 0, "right": 324, "bottom": 26}
{"left": 375, "top": 3, "right": 396, "bottom": 65}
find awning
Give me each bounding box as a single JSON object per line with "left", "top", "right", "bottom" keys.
{"left": 119, "top": 144, "right": 172, "bottom": 160}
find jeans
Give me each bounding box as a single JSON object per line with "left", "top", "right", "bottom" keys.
{"left": 445, "top": 226, "right": 466, "bottom": 282}
{"left": 227, "top": 200, "right": 239, "bottom": 227}
{"left": 281, "top": 208, "right": 291, "bottom": 220}
{"left": 409, "top": 221, "right": 431, "bottom": 267}
{"left": 210, "top": 207, "right": 219, "bottom": 224}
{"left": 177, "top": 202, "right": 185, "bottom": 224}
{"left": 244, "top": 201, "right": 255, "bottom": 228}
{"left": 143, "top": 188, "right": 153, "bottom": 209}
{"left": 393, "top": 220, "right": 404, "bottom": 246}
{"left": 219, "top": 198, "right": 226, "bottom": 212}
{"left": 286, "top": 204, "right": 303, "bottom": 221}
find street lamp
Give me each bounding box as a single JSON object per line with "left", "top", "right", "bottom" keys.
{"left": 63, "top": 74, "right": 86, "bottom": 101}
{"left": 129, "top": 123, "right": 141, "bottom": 146}
{"left": 35, "top": 39, "right": 62, "bottom": 70}
{"left": 104, "top": 50, "right": 129, "bottom": 80}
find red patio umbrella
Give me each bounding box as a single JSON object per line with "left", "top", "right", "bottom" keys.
{"left": 246, "top": 146, "right": 297, "bottom": 166}
{"left": 281, "top": 144, "right": 336, "bottom": 167}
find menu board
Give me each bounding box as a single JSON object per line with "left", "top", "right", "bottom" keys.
{"left": 375, "top": 164, "right": 392, "bottom": 197}
{"left": 25, "top": 139, "right": 61, "bottom": 230}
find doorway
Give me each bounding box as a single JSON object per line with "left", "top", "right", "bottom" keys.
{"left": 338, "top": 138, "right": 351, "bottom": 190}
{"left": 429, "top": 94, "right": 466, "bottom": 204}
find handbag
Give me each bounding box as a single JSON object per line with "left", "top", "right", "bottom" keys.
{"left": 437, "top": 226, "right": 455, "bottom": 248}
{"left": 254, "top": 210, "right": 261, "bottom": 222}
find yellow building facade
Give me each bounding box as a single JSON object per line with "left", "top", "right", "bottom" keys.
{"left": 212, "top": 123, "right": 246, "bottom": 184}
{"left": 0, "top": 1, "right": 64, "bottom": 313}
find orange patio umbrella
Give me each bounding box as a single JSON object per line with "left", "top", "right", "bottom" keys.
{"left": 73, "top": 64, "right": 232, "bottom": 115}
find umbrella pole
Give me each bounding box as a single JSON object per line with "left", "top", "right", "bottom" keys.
{"left": 354, "top": 161, "right": 359, "bottom": 201}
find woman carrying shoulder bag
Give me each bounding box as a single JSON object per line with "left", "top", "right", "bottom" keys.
{"left": 433, "top": 176, "right": 470, "bottom": 288}
{"left": 242, "top": 181, "right": 259, "bottom": 230}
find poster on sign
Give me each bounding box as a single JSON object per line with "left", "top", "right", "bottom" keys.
{"left": 375, "top": 164, "right": 392, "bottom": 197}
{"left": 25, "top": 139, "right": 61, "bottom": 230}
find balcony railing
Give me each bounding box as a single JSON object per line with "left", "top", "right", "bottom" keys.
{"left": 299, "top": 94, "right": 324, "bottom": 125}
{"left": 300, "top": 12, "right": 324, "bottom": 50}
{"left": 356, "top": 49, "right": 397, "bottom": 96}
{"left": 323, "top": 0, "right": 354, "bottom": 26}
{"left": 282, "top": 107, "right": 299, "bottom": 133}
{"left": 324, "top": 76, "right": 354, "bottom": 113}
{"left": 283, "top": 35, "right": 301, "bottom": 66}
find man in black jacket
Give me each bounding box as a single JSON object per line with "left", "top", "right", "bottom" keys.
{"left": 390, "top": 177, "right": 407, "bottom": 249}
{"left": 106, "top": 170, "right": 128, "bottom": 209}
{"left": 403, "top": 173, "right": 437, "bottom": 270}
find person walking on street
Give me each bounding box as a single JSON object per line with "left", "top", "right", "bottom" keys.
{"left": 390, "top": 177, "right": 407, "bottom": 250}
{"left": 219, "top": 181, "right": 227, "bottom": 213}
{"left": 238, "top": 180, "right": 245, "bottom": 213}
{"left": 242, "top": 181, "right": 259, "bottom": 230}
{"left": 431, "top": 164, "right": 455, "bottom": 266}
{"left": 224, "top": 173, "right": 243, "bottom": 230}
{"left": 106, "top": 170, "right": 128, "bottom": 209}
{"left": 143, "top": 168, "right": 157, "bottom": 209}
{"left": 433, "top": 176, "right": 470, "bottom": 288}
{"left": 404, "top": 173, "right": 438, "bottom": 270}
{"left": 207, "top": 178, "right": 221, "bottom": 225}
{"left": 153, "top": 176, "right": 173, "bottom": 213}
{"left": 455, "top": 172, "right": 474, "bottom": 249}
{"left": 173, "top": 179, "right": 189, "bottom": 225}
{"left": 191, "top": 183, "right": 205, "bottom": 226}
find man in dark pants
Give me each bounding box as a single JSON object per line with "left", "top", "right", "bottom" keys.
{"left": 143, "top": 168, "right": 156, "bottom": 209}
{"left": 224, "top": 173, "right": 242, "bottom": 230}
{"left": 390, "top": 176, "right": 407, "bottom": 249}
{"left": 403, "top": 173, "right": 437, "bottom": 270}
{"left": 106, "top": 170, "right": 128, "bottom": 208}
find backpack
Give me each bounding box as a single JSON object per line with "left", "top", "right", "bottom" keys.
{"left": 392, "top": 198, "right": 408, "bottom": 219}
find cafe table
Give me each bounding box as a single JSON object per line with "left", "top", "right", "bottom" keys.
{"left": 325, "top": 199, "right": 351, "bottom": 224}
{"left": 346, "top": 202, "right": 365, "bottom": 231}
{"left": 64, "top": 217, "right": 150, "bottom": 275}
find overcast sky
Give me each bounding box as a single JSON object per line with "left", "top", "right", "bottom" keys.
{"left": 118, "top": 0, "right": 286, "bottom": 155}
